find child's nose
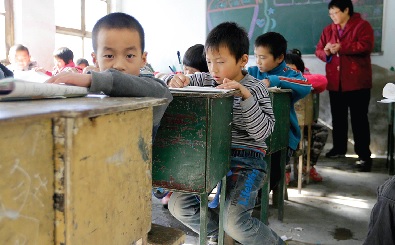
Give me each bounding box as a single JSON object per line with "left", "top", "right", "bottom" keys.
{"left": 112, "top": 58, "right": 126, "bottom": 72}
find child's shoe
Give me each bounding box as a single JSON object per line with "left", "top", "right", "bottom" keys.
{"left": 309, "top": 166, "right": 323, "bottom": 182}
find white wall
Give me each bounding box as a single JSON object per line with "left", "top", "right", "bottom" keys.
{"left": 121, "top": 0, "right": 207, "bottom": 73}
{"left": 13, "top": 0, "right": 55, "bottom": 71}
{"left": 121, "top": 0, "right": 395, "bottom": 74}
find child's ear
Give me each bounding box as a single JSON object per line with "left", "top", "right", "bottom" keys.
{"left": 140, "top": 51, "right": 148, "bottom": 68}
{"left": 278, "top": 54, "right": 285, "bottom": 64}
{"left": 240, "top": 54, "right": 249, "bottom": 67}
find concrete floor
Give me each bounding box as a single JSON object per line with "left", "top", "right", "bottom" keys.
{"left": 151, "top": 143, "right": 391, "bottom": 245}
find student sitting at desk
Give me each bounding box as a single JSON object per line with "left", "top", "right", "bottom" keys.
{"left": 247, "top": 32, "right": 311, "bottom": 189}
{"left": 164, "top": 22, "right": 284, "bottom": 245}
{"left": 35, "top": 47, "right": 82, "bottom": 76}
{"left": 46, "top": 12, "right": 173, "bottom": 139}
{"left": 285, "top": 51, "right": 328, "bottom": 182}
{"left": 7, "top": 44, "right": 39, "bottom": 72}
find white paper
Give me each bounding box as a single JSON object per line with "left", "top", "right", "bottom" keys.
{"left": 13, "top": 70, "right": 50, "bottom": 83}
{"left": 169, "top": 86, "right": 234, "bottom": 93}
{"left": 0, "top": 78, "right": 88, "bottom": 101}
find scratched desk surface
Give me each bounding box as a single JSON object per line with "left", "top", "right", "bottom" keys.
{"left": 0, "top": 96, "right": 167, "bottom": 122}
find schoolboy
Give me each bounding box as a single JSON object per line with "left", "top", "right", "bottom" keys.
{"left": 46, "top": 12, "right": 173, "bottom": 139}
{"left": 36, "top": 47, "right": 82, "bottom": 76}
{"left": 7, "top": 44, "right": 38, "bottom": 72}
{"left": 248, "top": 32, "right": 311, "bottom": 189}
{"left": 76, "top": 58, "right": 90, "bottom": 70}
{"left": 165, "top": 22, "right": 284, "bottom": 245}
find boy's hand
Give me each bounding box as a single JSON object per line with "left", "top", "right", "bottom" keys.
{"left": 46, "top": 72, "right": 92, "bottom": 87}
{"left": 34, "top": 67, "right": 47, "bottom": 73}
{"left": 262, "top": 78, "right": 270, "bottom": 87}
{"left": 217, "top": 78, "right": 251, "bottom": 100}
{"left": 168, "top": 73, "right": 190, "bottom": 88}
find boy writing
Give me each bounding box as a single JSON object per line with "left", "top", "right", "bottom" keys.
{"left": 36, "top": 47, "right": 82, "bottom": 76}
{"left": 46, "top": 12, "right": 173, "bottom": 139}
{"left": 164, "top": 22, "right": 284, "bottom": 245}
{"left": 248, "top": 32, "right": 311, "bottom": 189}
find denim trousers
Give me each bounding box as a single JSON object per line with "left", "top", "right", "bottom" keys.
{"left": 168, "top": 149, "right": 285, "bottom": 245}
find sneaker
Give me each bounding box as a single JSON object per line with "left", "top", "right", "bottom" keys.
{"left": 309, "top": 166, "right": 323, "bottom": 182}
{"left": 207, "top": 235, "right": 218, "bottom": 245}
{"left": 325, "top": 149, "right": 346, "bottom": 158}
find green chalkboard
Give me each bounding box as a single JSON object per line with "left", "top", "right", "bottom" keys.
{"left": 206, "top": 0, "right": 383, "bottom": 55}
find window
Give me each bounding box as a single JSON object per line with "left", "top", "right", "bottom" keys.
{"left": 0, "top": 0, "right": 13, "bottom": 62}
{"left": 55, "top": 0, "right": 110, "bottom": 64}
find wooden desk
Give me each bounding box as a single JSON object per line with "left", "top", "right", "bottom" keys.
{"left": 294, "top": 92, "right": 314, "bottom": 192}
{"left": 152, "top": 91, "right": 235, "bottom": 245}
{"left": 260, "top": 88, "right": 291, "bottom": 224}
{"left": 0, "top": 97, "right": 166, "bottom": 245}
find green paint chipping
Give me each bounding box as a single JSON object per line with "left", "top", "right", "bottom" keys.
{"left": 138, "top": 134, "right": 149, "bottom": 162}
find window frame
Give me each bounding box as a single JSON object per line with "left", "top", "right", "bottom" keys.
{"left": 55, "top": 0, "right": 111, "bottom": 57}
{"left": 1, "top": 0, "right": 14, "bottom": 63}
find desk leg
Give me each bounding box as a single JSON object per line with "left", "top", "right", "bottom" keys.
{"left": 200, "top": 194, "right": 208, "bottom": 245}
{"left": 260, "top": 155, "right": 271, "bottom": 225}
{"left": 298, "top": 127, "right": 304, "bottom": 194}
{"left": 276, "top": 148, "right": 286, "bottom": 222}
{"left": 305, "top": 124, "right": 312, "bottom": 184}
{"left": 388, "top": 103, "right": 395, "bottom": 175}
{"left": 218, "top": 175, "right": 227, "bottom": 245}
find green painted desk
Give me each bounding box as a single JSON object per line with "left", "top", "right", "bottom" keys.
{"left": 260, "top": 88, "right": 292, "bottom": 224}
{"left": 152, "top": 90, "right": 235, "bottom": 245}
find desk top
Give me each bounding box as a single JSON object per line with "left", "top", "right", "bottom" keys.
{"left": 0, "top": 96, "right": 167, "bottom": 122}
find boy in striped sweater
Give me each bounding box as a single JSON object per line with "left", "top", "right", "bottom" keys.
{"left": 164, "top": 22, "right": 284, "bottom": 245}
{"left": 248, "top": 32, "right": 312, "bottom": 190}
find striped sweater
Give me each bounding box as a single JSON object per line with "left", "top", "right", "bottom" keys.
{"left": 165, "top": 71, "right": 275, "bottom": 150}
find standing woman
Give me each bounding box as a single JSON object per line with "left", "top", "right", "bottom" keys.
{"left": 315, "top": 0, "right": 374, "bottom": 172}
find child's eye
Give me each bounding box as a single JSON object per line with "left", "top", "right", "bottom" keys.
{"left": 126, "top": 54, "right": 136, "bottom": 59}
{"left": 103, "top": 54, "right": 114, "bottom": 59}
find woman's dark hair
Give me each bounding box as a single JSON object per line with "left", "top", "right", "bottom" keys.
{"left": 328, "top": 0, "right": 354, "bottom": 16}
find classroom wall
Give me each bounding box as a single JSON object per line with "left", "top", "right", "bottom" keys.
{"left": 13, "top": 0, "right": 55, "bottom": 71}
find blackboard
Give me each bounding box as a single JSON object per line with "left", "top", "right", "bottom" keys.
{"left": 206, "top": 0, "right": 383, "bottom": 55}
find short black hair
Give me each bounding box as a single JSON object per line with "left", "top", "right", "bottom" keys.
{"left": 92, "top": 12, "right": 145, "bottom": 54}
{"left": 54, "top": 47, "right": 74, "bottom": 64}
{"left": 76, "top": 58, "right": 89, "bottom": 66}
{"left": 285, "top": 53, "right": 305, "bottom": 72}
{"left": 328, "top": 0, "right": 354, "bottom": 16}
{"left": 205, "top": 22, "right": 249, "bottom": 62}
{"left": 254, "top": 32, "right": 287, "bottom": 60}
{"left": 9, "top": 44, "right": 30, "bottom": 55}
{"left": 183, "top": 44, "right": 208, "bottom": 72}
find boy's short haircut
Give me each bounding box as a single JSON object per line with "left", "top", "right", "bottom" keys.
{"left": 254, "top": 32, "right": 287, "bottom": 60}
{"left": 183, "top": 44, "right": 208, "bottom": 72}
{"left": 205, "top": 22, "right": 249, "bottom": 62}
{"left": 285, "top": 53, "right": 305, "bottom": 72}
{"left": 92, "top": 12, "right": 145, "bottom": 54}
{"left": 328, "top": 0, "right": 354, "bottom": 16}
{"left": 9, "top": 44, "right": 30, "bottom": 55}
{"left": 54, "top": 47, "right": 74, "bottom": 64}
{"left": 76, "top": 58, "right": 89, "bottom": 66}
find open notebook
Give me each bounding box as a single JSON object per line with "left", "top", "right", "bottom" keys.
{"left": 0, "top": 78, "right": 88, "bottom": 101}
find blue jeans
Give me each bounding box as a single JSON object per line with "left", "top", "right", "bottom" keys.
{"left": 168, "top": 149, "right": 285, "bottom": 245}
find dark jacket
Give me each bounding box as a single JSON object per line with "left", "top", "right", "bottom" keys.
{"left": 315, "top": 13, "right": 374, "bottom": 92}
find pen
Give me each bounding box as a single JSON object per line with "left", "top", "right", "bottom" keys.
{"left": 169, "top": 66, "right": 175, "bottom": 73}
{"left": 177, "top": 51, "right": 183, "bottom": 71}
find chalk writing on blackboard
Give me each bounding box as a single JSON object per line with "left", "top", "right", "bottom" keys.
{"left": 207, "top": 0, "right": 382, "bottom": 54}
